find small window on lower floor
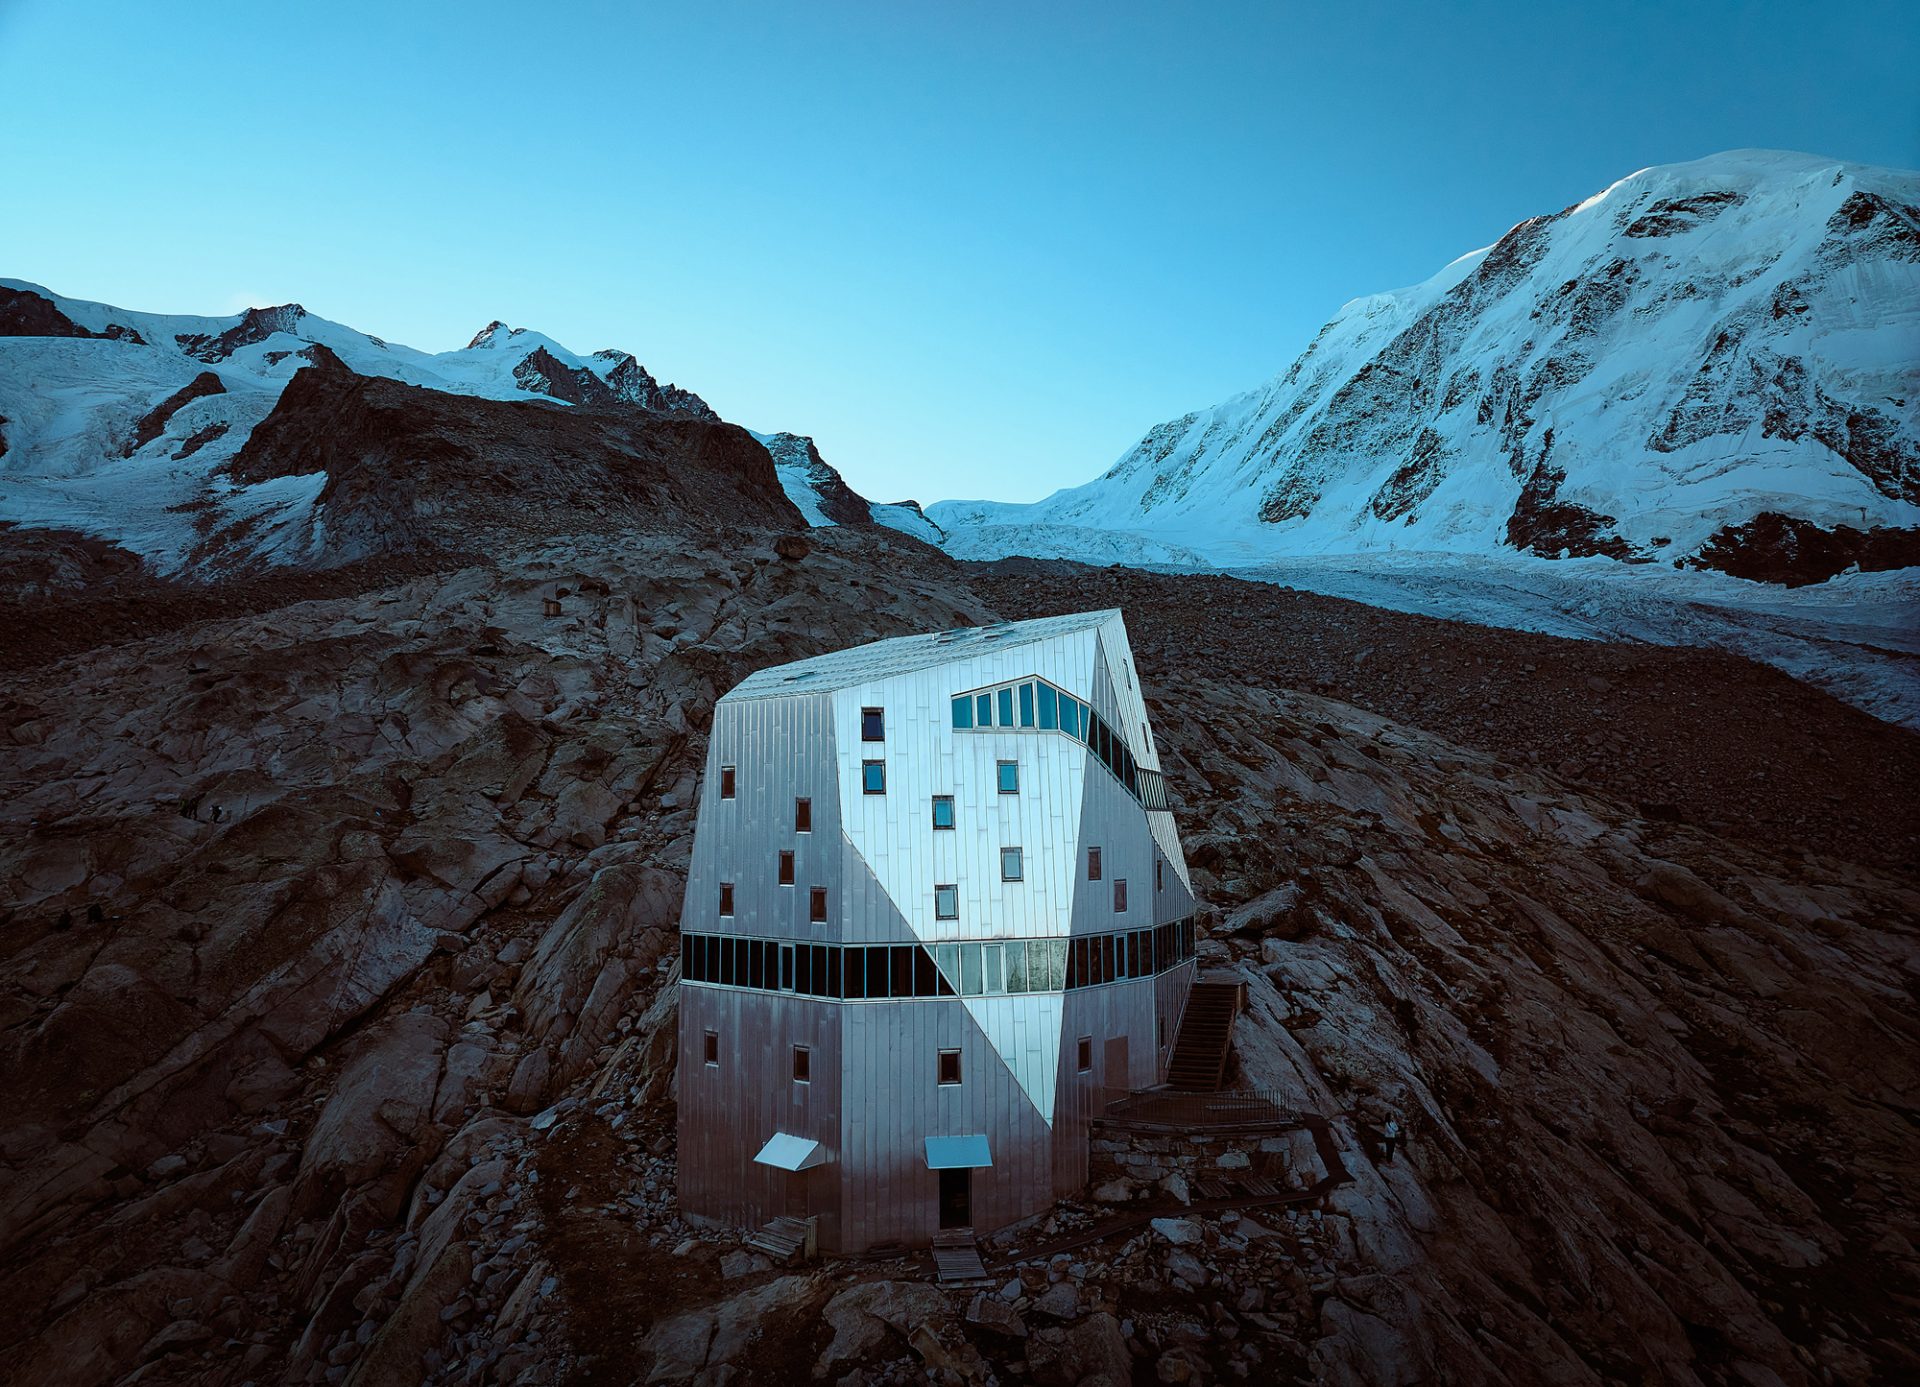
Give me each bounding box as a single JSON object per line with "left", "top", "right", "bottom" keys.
{"left": 1076, "top": 1036, "right": 1092, "bottom": 1072}
{"left": 1158, "top": 1017, "right": 1168, "bottom": 1050}
{"left": 810, "top": 887, "right": 828, "bottom": 923}
{"left": 779, "top": 850, "right": 795, "bottom": 886}
{"left": 704, "top": 1030, "right": 719, "bottom": 1066}
{"left": 792, "top": 1045, "right": 811, "bottom": 1083}
{"left": 937, "top": 1049, "right": 963, "bottom": 1086}
{"left": 719, "top": 882, "right": 735, "bottom": 916}
{"left": 1001, "top": 847, "right": 1023, "bottom": 881}
{"left": 1155, "top": 859, "right": 1164, "bottom": 891}
{"left": 935, "top": 884, "right": 959, "bottom": 919}
{"left": 720, "top": 766, "right": 736, "bottom": 799}
{"left": 932, "top": 795, "right": 955, "bottom": 829}
{"left": 1088, "top": 846, "right": 1102, "bottom": 880}
{"left": 1114, "top": 878, "right": 1128, "bottom": 913}
{"left": 862, "top": 760, "right": 886, "bottom": 794}
{"left": 997, "top": 760, "right": 1019, "bottom": 794}
{"left": 795, "top": 797, "right": 812, "bottom": 832}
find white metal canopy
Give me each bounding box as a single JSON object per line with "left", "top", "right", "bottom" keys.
{"left": 924, "top": 1134, "right": 993, "bottom": 1169}
{"left": 754, "top": 1132, "right": 827, "bottom": 1171}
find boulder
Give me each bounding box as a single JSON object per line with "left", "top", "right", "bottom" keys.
{"left": 294, "top": 1011, "right": 448, "bottom": 1216}
{"left": 815, "top": 1280, "right": 949, "bottom": 1375}
{"left": 647, "top": 1308, "right": 717, "bottom": 1384}
{"left": 1150, "top": 1217, "right": 1203, "bottom": 1246}
{"left": 966, "top": 1290, "right": 1028, "bottom": 1338}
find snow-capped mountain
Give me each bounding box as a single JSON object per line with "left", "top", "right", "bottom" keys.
{"left": 932, "top": 150, "right": 1920, "bottom": 584}
{"left": 0, "top": 281, "right": 841, "bottom": 570}
{"left": 752, "top": 429, "right": 946, "bottom": 542}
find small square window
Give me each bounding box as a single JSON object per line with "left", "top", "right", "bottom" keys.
{"left": 1001, "top": 847, "right": 1023, "bottom": 882}
{"left": 795, "top": 797, "right": 812, "bottom": 832}
{"left": 935, "top": 884, "right": 959, "bottom": 919}
{"left": 719, "top": 882, "right": 735, "bottom": 916}
{"left": 704, "top": 1030, "right": 720, "bottom": 1066}
{"left": 1114, "top": 878, "right": 1128, "bottom": 913}
{"left": 779, "top": 850, "right": 795, "bottom": 886}
{"left": 932, "top": 795, "right": 955, "bottom": 829}
{"left": 1076, "top": 1036, "right": 1092, "bottom": 1072}
{"left": 792, "top": 1046, "right": 811, "bottom": 1083}
{"left": 997, "top": 760, "right": 1019, "bottom": 794}
{"left": 809, "top": 887, "right": 828, "bottom": 923}
{"left": 720, "top": 765, "right": 736, "bottom": 799}
{"left": 862, "top": 760, "right": 886, "bottom": 794}
{"left": 1087, "top": 846, "right": 1102, "bottom": 881}
{"left": 862, "top": 706, "right": 885, "bottom": 741}
{"left": 937, "top": 1049, "right": 962, "bottom": 1086}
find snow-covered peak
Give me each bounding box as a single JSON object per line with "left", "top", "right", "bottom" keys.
{"left": 464, "top": 319, "right": 519, "bottom": 350}
{"left": 0, "top": 279, "right": 727, "bottom": 572}
{"left": 933, "top": 149, "right": 1920, "bottom": 583}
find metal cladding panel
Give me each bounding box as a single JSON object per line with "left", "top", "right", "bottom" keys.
{"left": 837, "top": 997, "right": 1057, "bottom": 1249}
{"left": 683, "top": 691, "right": 846, "bottom": 942}
{"left": 678, "top": 986, "right": 846, "bottom": 1247}
{"left": 1049, "top": 974, "right": 1169, "bottom": 1192}
{"left": 834, "top": 627, "right": 1099, "bottom": 946}
{"left": 1069, "top": 732, "right": 1165, "bottom": 940}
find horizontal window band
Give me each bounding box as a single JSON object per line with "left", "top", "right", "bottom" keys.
{"left": 677, "top": 918, "right": 1200, "bottom": 1000}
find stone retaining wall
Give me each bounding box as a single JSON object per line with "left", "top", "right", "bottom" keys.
{"left": 1086, "top": 1122, "right": 1321, "bottom": 1205}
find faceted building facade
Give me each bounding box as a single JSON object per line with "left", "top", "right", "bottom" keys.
{"left": 676, "top": 610, "right": 1197, "bottom": 1251}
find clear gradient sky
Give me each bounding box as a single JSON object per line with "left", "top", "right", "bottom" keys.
{"left": 2, "top": 1, "right": 1915, "bottom": 504}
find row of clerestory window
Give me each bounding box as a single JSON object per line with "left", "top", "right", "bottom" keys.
{"left": 950, "top": 678, "right": 1168, "bottom": 810}
{"left": 681, "top": 917, "right": 1198, "bottom": 999}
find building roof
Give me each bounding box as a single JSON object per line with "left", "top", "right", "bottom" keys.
{"left": 725, "top": 609, "right": 1122, "bottom": 703}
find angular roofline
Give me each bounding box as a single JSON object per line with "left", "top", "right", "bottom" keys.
{"left": 723, "top": 609, "right": 1125, "bottom": 703}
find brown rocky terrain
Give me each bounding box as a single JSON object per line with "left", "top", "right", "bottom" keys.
{"left": 2, "top": 518, "right": 1916, "bottom": 1387}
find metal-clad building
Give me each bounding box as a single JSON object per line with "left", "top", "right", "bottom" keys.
{"left": 676, "top": 609, "right": 1198, "bottom": 1251}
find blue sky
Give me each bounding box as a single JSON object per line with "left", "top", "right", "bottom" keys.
{"left": 2, "top": 1, "right": 1914, "bottom": 504}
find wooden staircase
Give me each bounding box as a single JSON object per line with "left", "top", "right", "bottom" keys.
{"left": 746, "top": 1215, "right": 814, "bottom": 1264}
{"left": 1166, "top": 980, "right": 1240, "bottom": 1091}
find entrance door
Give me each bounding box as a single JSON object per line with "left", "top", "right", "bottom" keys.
{"left": 937, "top": 1168, "right": 971, "bottom": 1229}
{"left": 785, "top": 1169, "right": 810, "bottom": 1219}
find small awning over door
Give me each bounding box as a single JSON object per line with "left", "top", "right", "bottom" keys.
{"left": 754, "top": 1132, "right": 827, "bottom": 1171}
{"left": 924, "top": 1134, "right": 993, "bottom": 1169}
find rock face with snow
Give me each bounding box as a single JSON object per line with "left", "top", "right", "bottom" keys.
{"left": 934, "top": 151, "right": 1920, "bottom": 583}
{"left": 0, "top": 282, "right": 730, "bottom": 572}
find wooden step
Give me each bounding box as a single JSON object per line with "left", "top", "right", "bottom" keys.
{"left": 932, "top": 1228, "right": 989, "bottom": 1284}
{"left": 746, "top": 1215, "right": 813, "bottom": 1263}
